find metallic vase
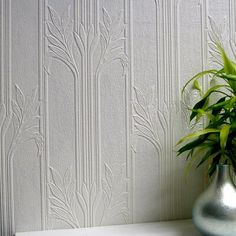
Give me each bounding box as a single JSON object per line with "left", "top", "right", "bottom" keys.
{"left": 193, "top": 164, "right": 236, "bottom": 236}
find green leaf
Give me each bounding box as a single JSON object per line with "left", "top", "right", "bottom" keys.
{"left": 202, "top": 84, "right": 229, "bottom": 100}
{"left": 193, "top": 80, "right": 202, "bottom": 95}
{"left": 190, "top": 98, "right": 208, "bottom": 121}
{"left": 225, "top": 96, "right": 236, "bottom": 109}
{"left": 195, "top": 109, "right": 215, "bottom": 122}
{"left": 231, "top": 120, "right": 236, "bottom": 129}
{"left": 219, "top": 73, "right": 236, "bottom": 81}
{"left": 217, "top": 43, "right": 236, "bottom": 74}
{"left": 177, "top": 136, "right": 208, "bottom": 155}
{"left": 184, "top": 145, "right": 210, "bottom": 178}
{"left": 184, "top": 149, "right": 199, "bottom": 178}
{"left": 207, "top": 97, "right": 227, "bottom": 112}
{"left": 176, "top": 128, "right": 220, "bottom": 145}
{"left": 220, "top": 124, "right": 231, "bottom": 151}
{"left": 181, "top": 69, "right": 218, "bottom": 95}
{"left": 197, "top": 150, "right": 221, "bottom": 168}
{"left": 184, "top": 149, "right": 194, "bottom": 161}
{"left": 217, "top": 44, "right": 236, "bottom": 93}
{"left": 207, "top": 113, "right": 230, "bottom": 129}
{"left": 189, "top": 85, "right": 227, "bottom": 122}
{"left": 208, "top": 154, "right": 221, "bottom": 176}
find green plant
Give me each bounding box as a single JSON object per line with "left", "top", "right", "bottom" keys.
{"left": 177, "top": 43, "right": 236, "bottom": 177}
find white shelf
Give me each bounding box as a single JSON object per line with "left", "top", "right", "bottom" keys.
{"left": 16, "top": 219, "right": 200, "bottom": 236}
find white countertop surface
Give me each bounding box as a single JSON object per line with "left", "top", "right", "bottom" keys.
{"left": 16, "top": 219, "right": 200, "bottom": 236}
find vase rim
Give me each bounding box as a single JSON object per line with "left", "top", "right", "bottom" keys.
{"left": 217, "top": 164, "right": 230, "bottom": 166}
{"left": 216, "top": 164, "right": 231, "bottom": 174}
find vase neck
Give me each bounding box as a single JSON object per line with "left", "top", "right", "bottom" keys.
{"left": 214, "top": 165, "right": 232, "bottom": 186}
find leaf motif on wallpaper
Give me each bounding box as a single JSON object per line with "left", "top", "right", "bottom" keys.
{"left": 208, "top": 17, "right": 236, "bottom": 66}
{"left": 97, "top": 8, "right": 128, "bottom": 74}
{"left": 0, "top": 103, "right": 6, "bottom": 129}
{"left": 46, "top": 5, "right": 130, "bottom": 228}
{"left": 75, "top": 163, "right": 129, "bottom": 227}
{"left": 0, "top": 102, "right": 11, "bottom": 150}
{"left": 46, "top": 5, "right": 128, "bottom": 80}
{"left": 8, "top": 85, "right": 43, "bottom": 160}
{"left": 76, "top": 181, "right": 103, "bottom": 227}
{"left": 100, "top": 163, "right": 129, "bottom": 225}
{"left": 133, "top": 85, "right": 205, "bottom": 156}
{"left": 48, "top": 163, "right": 129, "bottom": 228}
{"left": 0, "top": 84, "right": 43, "bottom": 236}
{"left": 133, "top": 87, "right": 163, "bottom": 155}
{"left": 208, "top": 17, "right": 229, "bottom": 66}
{"left": 46, "top": 5, "right": 78, "bottom": 78}
{"left": 49, "top": 167, "right": 80, "bottom": 228}
{"left": 73, "top": 23, "right": 99, "bottom": 76}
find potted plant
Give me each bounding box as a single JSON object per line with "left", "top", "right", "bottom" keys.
{"left": 178, "top": 43, "right": 236, "bottom": 175}
{"left": 177, "top": 42, "right": 236, "bottom": 236}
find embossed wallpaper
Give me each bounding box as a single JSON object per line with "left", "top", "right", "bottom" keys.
{"left": 0, "top": 0, "right": 234, "bottom": 235}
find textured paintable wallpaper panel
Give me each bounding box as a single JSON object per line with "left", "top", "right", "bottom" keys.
{"left": 0, "top": 0, "right": 235, "bottom": 235}
{"left": 11, "top": 0, "right": 42, "bottom": 232}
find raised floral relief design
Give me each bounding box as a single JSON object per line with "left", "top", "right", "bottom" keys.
{"left": 0, "top": 84, "right": 43, "bottom": 235}
{"left": 132, "top": 86, "right": 163, "bottom": 155}
{"left": 208, "top": 17, "right": 229, "bottom": 67}
{"left": 46, "top": 5, "right": 129, "bottom": 228}
{"left": 49, "top": 162, "right": 129, "bottom": 228}
{"left": 48, "top": 167, "right": 80, "bottom": 228}
{"left": 132, "top": 85, "right": 197, "bottom": 158}
{"left": 0, "top": 85, "right": 42, "bottom": 161}
{"left": 9, "top": 85, "right": 43, "bottom": 157}
{"left": 46, "top": 6, "right": 127, "bottom": 80}
{"left": 46, "top": 6, "right": 78, "bottom": 79}
{"left": 101, "top": 163, "right": 129, "bottom": 224}
{"left": 132, "top": 85, "right": 189, "bottom": 158}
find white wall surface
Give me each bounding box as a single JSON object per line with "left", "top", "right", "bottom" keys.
{"left": 0, "top": 0, "right": 233, "bottom": 235}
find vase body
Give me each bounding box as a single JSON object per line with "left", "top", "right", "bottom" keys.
{"left": 193, "top": 164, "right": 236, "bottom": 236}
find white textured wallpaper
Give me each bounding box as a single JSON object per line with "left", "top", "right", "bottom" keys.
{"left": 0, "top": 0, "right": 234, "bottom": 235}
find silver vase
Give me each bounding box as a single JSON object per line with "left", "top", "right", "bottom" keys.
{"left": 193, "top": 164, "right": 236, "bottom": 236}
